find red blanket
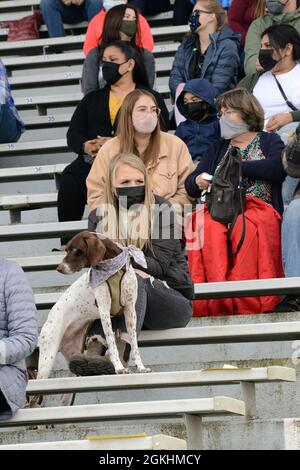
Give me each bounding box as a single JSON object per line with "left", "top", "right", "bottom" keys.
{"left": 186, "top": 197, "right": 284, "bottom": 316}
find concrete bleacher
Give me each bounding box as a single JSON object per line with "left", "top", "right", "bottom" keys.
{"left": 1, "top": 0, "right": 300, "bottom": 450}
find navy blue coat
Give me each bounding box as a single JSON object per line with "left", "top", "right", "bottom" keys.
{"left": 175, "top": 78, "right": 220, "bottom": 162}
{"left": 185, "top": 132, "right": 286, "bottom": 215}
{"left": 169, "top": 27, "right": 241, "bottom": 99}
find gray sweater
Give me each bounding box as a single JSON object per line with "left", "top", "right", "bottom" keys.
{"left": 82, "top": 46, "right": 156, "bottom": 95}
{"left": 0, "top": 259, "right": 38, "bottom": 419}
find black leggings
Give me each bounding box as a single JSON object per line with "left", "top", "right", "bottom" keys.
{"left": 0, "top": 389, "right": 10, "bottom": 412}
{"left": 57, "top": 157, "right": 91, "bottom": 245}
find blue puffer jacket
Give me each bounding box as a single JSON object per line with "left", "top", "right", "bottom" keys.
{"left": 169, "top": 27, "right": 241, "bottom": 99}
{"left": 175, "top": 78, "right": 220, "bottom": 162}
{"left": 0, "top": 259, "right": 38, "bottom": 419}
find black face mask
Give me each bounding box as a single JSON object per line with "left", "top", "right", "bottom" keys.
{"left": 116, "top": 185, "right": 145, "bottom": 209}
{"left": 102, "top": 60, "right": 128, "bottom": 85}
{"left": 258, "top": 49, "right": 278, "bottom": 71}
{"left": 183, "top": 101, "right": 209, "bottom": 121}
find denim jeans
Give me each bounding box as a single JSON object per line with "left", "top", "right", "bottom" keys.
{"left": 282, "top": 198, "right": 300, "bottom": 277}
{"left": 0, "top": 104, "right": 22, "bottom": 143}
{"left": 40, "top": 0, "right": 103, "bottom": 37}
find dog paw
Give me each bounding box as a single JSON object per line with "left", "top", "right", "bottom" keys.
{"left": 116, "top": 367, "right": 131, "bottom": 374}
{"left": 137, "top": 367, "right": 152, "bottom": 374}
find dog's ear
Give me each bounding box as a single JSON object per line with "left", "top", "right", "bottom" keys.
{"left": 83, "top": 232, "right": 106, "bottom": 267}
{"left": 102, "top": 238, "right": 122, "bottom": 259}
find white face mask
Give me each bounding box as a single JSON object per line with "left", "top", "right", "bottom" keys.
{"left": 103, "top": 0, "right": 126, "bottom": 11}
{"left": 219, "top": 115, "right": 250, "bottom": 139}
{"left": 132, "top": 114, "right": 158, "bottom": 134}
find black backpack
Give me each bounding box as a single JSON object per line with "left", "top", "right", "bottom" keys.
{"left": 206, "top": 146, "right": 246, "bottom": 256}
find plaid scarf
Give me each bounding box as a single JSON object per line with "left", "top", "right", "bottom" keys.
{"left": 0, "top": 58, "right": 25, "bottom": 133}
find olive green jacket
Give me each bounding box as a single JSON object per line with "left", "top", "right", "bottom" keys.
{"left": 244, "top": 9, "right": 300, "bottom": 75}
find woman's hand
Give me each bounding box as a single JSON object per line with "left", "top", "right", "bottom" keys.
{"left": 266, "top": 112, "right": 293, "bottom": 132}
{"left": 195, "top": 174, "right": 210, "bottom": 191}
{"left": 83, "top": 139, "right": 101, "bottom": 157}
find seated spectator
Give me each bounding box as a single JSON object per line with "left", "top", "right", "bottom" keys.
{"left": 173, "top": 0, "right": 193, "bottom": 26}
{"left": 82, "top": 3, "right": 155, "bottom": 95}
{"left": 58, "top": 41, "right": 169, "bottom": 247}
{"left": 185, "top": 88, "right": 285, "bottom": 316}
{"left": 40, "top": 0, "right": 102, "bottom": 38}
{"left": 69, "top": 152, "right": 193, "bottom": 375}
{"left": 175, "top": 78, "right": 220, "bottom": 162}
{"left": 239, "top": 25, "right": 300, "bottom": 136}
{"left": 83, "top": 0, "right": 154, "bottom": 56}
{"left": 244, "top": 0, "right": 300, "bottom": 75}
{"left": 276, "top": 126, "right": 300, "bottom": 311}
{"left": 128, "top": 0, "right": 171, "bottom": 15}
{"left": 0, "top": 58, "right": 24, "bottom": 144}
{"left": 87, "top": 88, "right": 194, "bottom": 211}
{"left": 228, "top": 0, "right": 266, "bottom": 49}
{"left": 169, "top": 0, "right": 240, "bottom": 101}
{"left": 0, "top": 258, "right": 38, "bottom": 419}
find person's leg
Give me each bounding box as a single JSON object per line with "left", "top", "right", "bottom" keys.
{"left": 282, "top": 199, "right": 300, "bottom": 278}
{"left": 0, "top": 104, "right": 21, "bottom": 143}
{"left": 40, "top": 0, "right": 67, "bottom": 37}
{"left": 84, "top": 0, "right": 103, "bottom": 21}
{"left": 282, "top": 176, "right": 299, "bottom": 207}
{"left": 276, "top": 199, "right": 300, "bottom": 312}
{"left": 143, "top": 278, "right": 192, "bottom": 330}
{"left": 57, "top": 158, "right": 90, "bottom": 245}
{"left": 173, "top": 0, "right": 193, "bottom": 26}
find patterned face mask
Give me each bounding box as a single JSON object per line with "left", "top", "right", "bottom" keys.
{"left": 189, "top": 11, "right": 201, "bottom": 32}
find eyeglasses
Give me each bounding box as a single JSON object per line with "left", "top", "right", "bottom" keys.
{"left": 193, "top": 9, "right": 212, "bottom": 15}
{"left": 217, "top": 109, "right": 241, "bottom": 118}
{"left": 133, "top": 106, "right": 161, "bottom": 116}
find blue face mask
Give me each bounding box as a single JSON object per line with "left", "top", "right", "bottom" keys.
{"left": 266, "top": 0, "right": 286, "bottom": 14}
{"left": 189, "top": 11, "right": 201, "bottom": 33}
{"left": 103, "top": 0, "right": 126, "bottom": 11}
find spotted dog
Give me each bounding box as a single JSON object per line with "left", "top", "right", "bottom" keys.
{"left": 37, "top": 231, "right": 151, "bottom": 378}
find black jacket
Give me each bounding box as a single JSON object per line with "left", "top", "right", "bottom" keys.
{"left": 67, "top": 85, "right": 170, "bottom": 156}
{"left": 88, "top": 195, "right": 194, "bottom": 300}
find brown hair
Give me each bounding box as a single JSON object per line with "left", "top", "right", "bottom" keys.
{"left": 117, "top": 89, "right": 161, "bottom": 167}
{"left": 253, "top": 0, "right": 266, "bottom": 18}
{"left": 100, "top": 4, "right": 142, "bottom": 48}
{"left": 194, "top": 0, "right": 227, "bottom": 30}
{"left": 216, "top": 88, "right": 264, "bottom": 131}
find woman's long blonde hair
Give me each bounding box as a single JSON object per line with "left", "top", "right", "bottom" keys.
{"left": 96, "top": 152, "right": 155, "bottom": 250}
{"left": 116, "top": 89, "right": 161, "bottom": 168}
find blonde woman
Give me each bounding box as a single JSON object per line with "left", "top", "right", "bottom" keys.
{"left": 69, "top": 153, "right": 193, "bottom": 376}
{"left": 87, "top": 89, "right": 195, "bottom": 212}
{"left": 169, "top": 0, "right": 241, "bottom": 100}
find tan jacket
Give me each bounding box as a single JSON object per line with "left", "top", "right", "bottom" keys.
{"left": 87, "top": 131, "right": 195, "bottom": 210}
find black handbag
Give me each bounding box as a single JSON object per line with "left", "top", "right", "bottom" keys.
{"left": 206, "top": 146, "right": 246, "bottom": 256}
